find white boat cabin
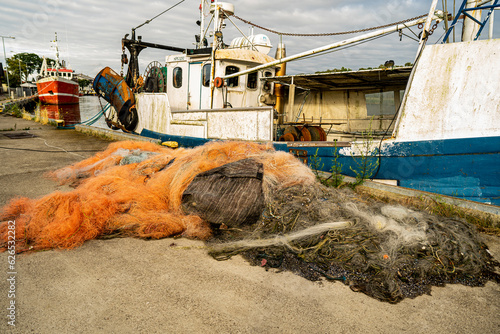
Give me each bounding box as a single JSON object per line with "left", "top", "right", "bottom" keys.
{"left": 162, "top": 45, "right": 277, "bottom": 111}
{"left": 39, "top": 57, "right": 74, "bottom": 80}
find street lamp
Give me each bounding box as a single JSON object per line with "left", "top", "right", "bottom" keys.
{"left": 1, "top": 35, "right": 15, "bottom": 99}
{"left": 15, "top": 57, "right": 28, "bottom": 84}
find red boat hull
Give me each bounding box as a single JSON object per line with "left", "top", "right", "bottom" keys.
{"left": 42, "top": 104, "right": 81, "bottom": 126}
{"left": 37, "top": 77, "right": 79, "bottom": 104}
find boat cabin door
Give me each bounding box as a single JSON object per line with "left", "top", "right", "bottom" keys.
{"left": 188, "top": 62, "right": 211, "bottom": 110}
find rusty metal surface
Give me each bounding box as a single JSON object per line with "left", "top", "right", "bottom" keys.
{"left": 289, "top": 148, "right": 308, "bottom": 164}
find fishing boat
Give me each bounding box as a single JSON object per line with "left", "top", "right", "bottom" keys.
{"left": 37, "top": 33, "right": 79, "bottom": 105}
{"left": 93, "top": 0, "right": 500, "bottom": 205}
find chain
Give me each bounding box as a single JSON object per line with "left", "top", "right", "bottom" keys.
{"left": 429, "top": 22, "right": 439, "bottom": 35}
{"left": 230, "top": 13, "right": 428, "bottom": 37}
{"left": 98, "top": 96, "right": 130, "bottom": 133}
{"left": 416, "top": 22, "right": 440, "bottom": 40}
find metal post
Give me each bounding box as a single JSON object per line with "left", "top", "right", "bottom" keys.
{"left": 199, "top": 0, "right": 205, "bottom": 49}
{"left": 489, "top": 0, "right": 495, "bottom": 39}
{"left": 392, "top": 0, "right": 440, "bottom": 138}
{"left": 1, "top": 35, "right": 15, "bottom": 98}
{"left": 414, "top": 0, "right": 440, "bottom": 61}
{"left": 18, "top": 59, "right": 22, "bottom": 83}
{"left": 462, "top": 0, "right": 481, "bottom": 41}
{"left": 209, "top": 1, "right": 219, "bottom": 109}
{"left": 287, "top": 81, "right": 295, "bottom": 123}
{"left": 443, "top": 0, "right": 450, "bottom": 42}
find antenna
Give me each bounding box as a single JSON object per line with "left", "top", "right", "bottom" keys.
{"left": 53, "top": 32, "right": 60, "bottom": 68}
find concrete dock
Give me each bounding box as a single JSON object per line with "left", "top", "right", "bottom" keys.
{"left": 0, "top": 113, "right": 499, "bottom": 333}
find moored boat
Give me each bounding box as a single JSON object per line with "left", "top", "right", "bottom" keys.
{"left": 37, "top": 33, "right": 79, "bottom": 105}
{"left": 93, "top": 0, "right": 500, "bottom": 205}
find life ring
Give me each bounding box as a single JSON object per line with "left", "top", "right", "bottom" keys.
{"left": 214, "top": 77, "right": 224, "bottom": 88}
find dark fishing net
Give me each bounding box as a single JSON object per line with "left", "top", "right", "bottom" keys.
{"left": 0, "top": 140, "right": 497, "bottom": 303}
{"left": 208, "top": 184, "right": 500, "bottom": 303}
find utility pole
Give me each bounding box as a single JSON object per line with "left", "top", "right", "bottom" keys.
{"left": 1, "top": 35, "right": 15, "bottom": 98}
{"left": 18, "top": 59, "right": 23, "bottom": 83}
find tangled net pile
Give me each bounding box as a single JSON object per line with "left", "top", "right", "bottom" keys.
{"left": 209, "top": 185, "right": 499, "bottom": 302}
{"left": 0, "top": 141, "right": 312, "bottom": 251}
{"left": 1, "top": 141, "right": 498, "bottom": 303}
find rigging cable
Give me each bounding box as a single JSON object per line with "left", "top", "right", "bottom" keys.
{"left": 231, "top": 14, "right": 428, "bottom": 37}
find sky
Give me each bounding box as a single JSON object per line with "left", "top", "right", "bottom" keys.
{"left": 1, "top": 0, "right": 499, "bottom": 79}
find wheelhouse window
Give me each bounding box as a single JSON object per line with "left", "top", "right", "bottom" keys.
{"left": 366, "top": 90, "right": 402, "bottom": 116}
{"left": 202, "top": 64, "right": 211, "bottom": 87}
{"left": 173, "top": 67, "right": 182, "bottom": 88}
{"left": 225, "top": 65, "right": 239, "bottom": 88}
{"left": 247, "top": 72, "right": 258, "bottom": 89}
{"left": 262, "top": 71, "right": 273, "bottom": 92}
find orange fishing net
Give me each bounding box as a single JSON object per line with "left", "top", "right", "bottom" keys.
{"left": 0, "top": 140, "right": 315, "bottom": 252}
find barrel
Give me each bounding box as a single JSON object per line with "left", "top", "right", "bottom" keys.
{"left": 93, "top": 67, "right": 135, "bottom": 116}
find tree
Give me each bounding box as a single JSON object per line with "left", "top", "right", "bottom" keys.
{"left": 13, "top": 53, "right": 42, "bottom": 76}
{"left": 315, "top": 67, "right": 352, "bottom": 74}
{"left": 6, "top": 53, "right": 57, "bottom": 86}
{"left": 78, "top": 79, "right": 91, "bottom": 88}
{"left": 6, "top": 57, "right": 27, "bottom": 87}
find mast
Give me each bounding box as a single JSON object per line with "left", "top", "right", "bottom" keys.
{"left": 462, "top": 0, "right": 481, "bottom": 41}
{"left": 199, "top": 0, "right": 206, "bottom": 49}
{"left": 414, "top": 0, "right": 439, "bottom": 61}
{"left": 209, "top": 1, "right": 231, "bottom": 108}
{"left": 392, "top": 0, "right": 439, "bottom": 138}
{"left": 209, "top": 1, "right": 219, "bottom": 108}
{"left": 53, "top": 32, "right": 60, "bottom": 70}
{"left": 489, "top": 0, "right": 495, "bottom": 39}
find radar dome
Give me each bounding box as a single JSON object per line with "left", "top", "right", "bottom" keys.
{"left": 229, "top": 34, "right": 273, "bottom": 55}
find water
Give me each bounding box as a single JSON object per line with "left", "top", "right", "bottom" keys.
{"left": 79, "top": 95, "right": 108, "bottom": 129}
{"left": 35, "top": 95, "right": 109, "bottom": 129}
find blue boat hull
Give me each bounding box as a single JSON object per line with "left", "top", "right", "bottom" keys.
{"left": 276, "top": 136, "right": 500, "bottom": 206}
{"left": 141, "top": 129, "right": 500, "bottom": 206}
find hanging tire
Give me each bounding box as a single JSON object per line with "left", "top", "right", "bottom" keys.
{"left": 119, "top": 107, "right": 139, "bottom": 132}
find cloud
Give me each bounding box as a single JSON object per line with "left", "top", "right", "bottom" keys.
{"left": 1, "top": 0, "right": 498, "bottom": 78}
